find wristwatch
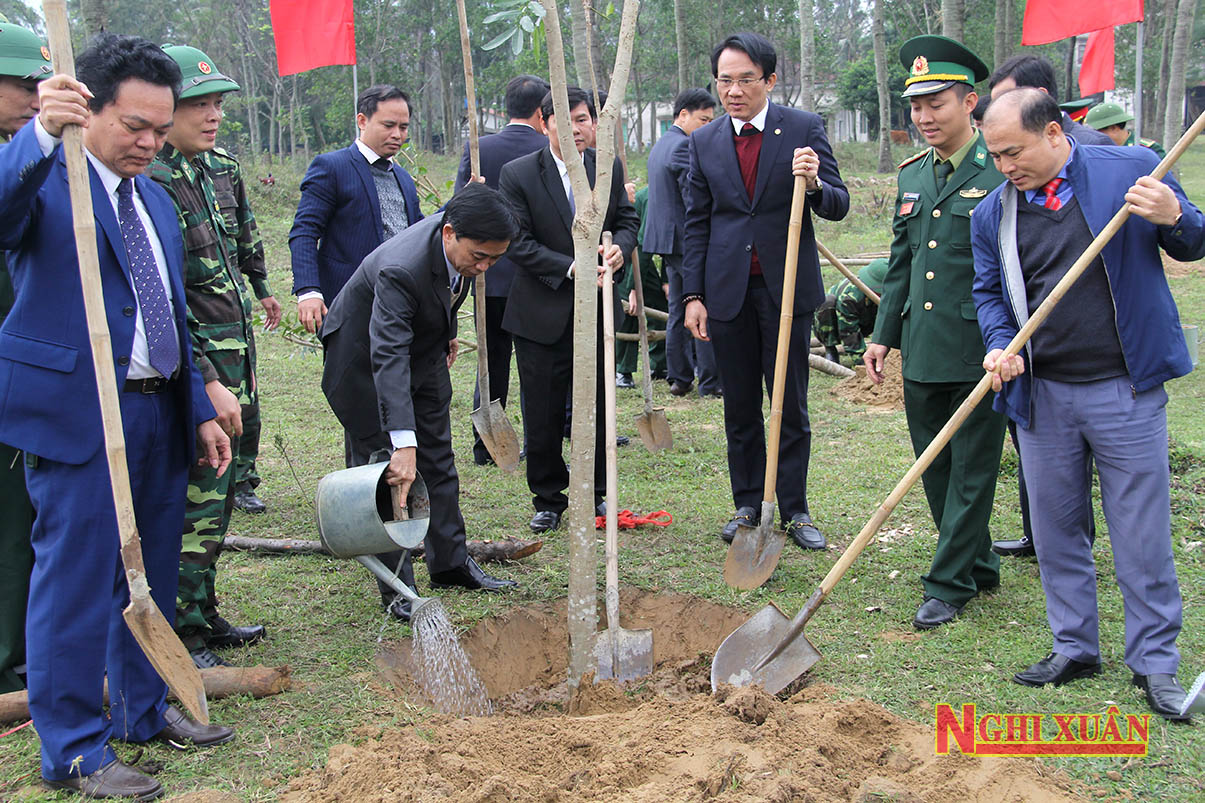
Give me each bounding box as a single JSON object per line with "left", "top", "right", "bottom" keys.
{"left": 808, "top": 177, "right": 823, "bottom": 194}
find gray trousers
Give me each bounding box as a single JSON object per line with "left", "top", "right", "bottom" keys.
{"left": 663, "top": 254, "right": 720, "bottom": 394}
{"left": 1017, "top": 376, "right": 1181, "bottom": 675}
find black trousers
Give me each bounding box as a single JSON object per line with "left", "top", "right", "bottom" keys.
{"left": 344, "top": 367, "right": 469, "bottom": 604}
{"left": 471, "top": 295, "right": 515, "bottom": 463}
{"left": 707, "top": 276, "right": 812, "bottom": 520}
{"left": 512, "top": 328, "right": 607, "bottom": 514}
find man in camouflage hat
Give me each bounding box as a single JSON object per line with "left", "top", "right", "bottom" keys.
{"left": 1084, "top": 101, "right": 1167, "bottom": 158}
{"left": 813, "top": 257, "right": 886, "bottom": 365}
{"left": 150, "top": 44, "right": 280, "bottom": 669}
{"left": 864, "top": 35, "right": 1009, "bottom": 630}
{"left": 0, "top": 18, "right": 50, "bottom": 695}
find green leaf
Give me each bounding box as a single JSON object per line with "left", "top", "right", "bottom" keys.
{"left": 528, "top": 0, "right": 544, "bottom": 17}
{"left": 481, "top": 10, "right": 515, "bottom": 24}
{"left": 519, "top": 14, "right": 534, "bottom": 32}
{"left": 510, "top": 31, "right": 524, "bottom": 56}
{"left": 482, "top": 28, "right": 515, "bottom": 51}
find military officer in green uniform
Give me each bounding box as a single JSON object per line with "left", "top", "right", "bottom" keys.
{"left": 0, "top": 18, "right": 50, "bottom": 693}
{"left": 1083, "top": 101, "right": 1167, "bottom": 158}
{"left": 864, "top": 36, "right": 1008, "bottom": 630}
{"left": 813, "top": 257, "right": 887, "bottom": 365}
{"left": 150, "top": 45, "right": 280, "bottom": 668}
{"left": 616, "top": 184, "right": 668, "bottom": 387}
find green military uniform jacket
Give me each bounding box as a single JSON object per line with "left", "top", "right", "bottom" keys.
{"left": 1124, "top": 132, "right": 1167, "bottom": 159}
{"left": 873, "top": 130, "right": 1005, "bottom": 382}
{"left": 147, "top": 144, "right": 271, "bottom": 385}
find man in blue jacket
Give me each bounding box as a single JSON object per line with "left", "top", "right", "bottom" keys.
{"left": 0, "top": 35, "right": 233, "bottom": 798}
{"left": 973, "top": 88, "right": 1204, "bottom": 721}
{"left": 290, "top": 84, "right": 423, "bottom": 334}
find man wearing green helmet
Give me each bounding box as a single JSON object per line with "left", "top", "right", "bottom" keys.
{"left": 148, "top": 44, "right": 279, "bottom": 669}
{"left": 0, "top": 19, "right": 51, "bottom": 696}
{"left": 1083, "top": 101, "right": 1167, "bottom": 158}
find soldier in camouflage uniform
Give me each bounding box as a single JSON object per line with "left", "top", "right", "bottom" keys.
{"left": 812, "top": 257, "right": 887, "bottom": 365}
{"left": 1083, "top": 102, "right": 1167, "bottom": 158}
{"left": 150, "top": 45, "right": 281, "bottom": 668}
{"left": 0, "top": 19, "right": 51, "bottom": 694}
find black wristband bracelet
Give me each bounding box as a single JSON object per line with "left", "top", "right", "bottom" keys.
{"left": 683, "top": 293, "right": 704, "bottom": 305}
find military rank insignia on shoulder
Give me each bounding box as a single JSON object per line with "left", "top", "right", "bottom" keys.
{"left": 898, "top": 150, "right": 928, "bottom": 170}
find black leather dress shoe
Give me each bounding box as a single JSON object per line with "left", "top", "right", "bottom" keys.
{"left": 1013, "top": 652, "right": 1102, "bottom": 687}
{"left": 385, "top": 596, "right": 412, "bottom": 623}
{"left": 824, "top": 347, "right": 842, "bottom": 364}
{"left": 991, "top": 534, "right": 1035, "bottom": 557}
{"left": 155, "top": 704, "right": 235, "bottom": 749}
{"left": 189, "top": 647, "right": 231, "bottom": 669}
{"left": 616, "top": 372, "right": 635, "bottom": 389}
{"left": 785, "top": 514, "right": 826, "bottom": 550}
{"left": 720, "top": 507, "right": 758, "bottom": 544}
{"left": 668, "top": 380, "right": 692, "bottom": 397}
{"left": 616, "top": 435, "right": 630, "bottom": 447}
{"left": 429, "top": 557, "right": 518, "bottom": 591}
{"left": 913, "top": 597, "right": 964, "bottom": 630}
{"left": 1133, "top": 673, "right": 1191, "bottom": 721}
{"left": 44, "top": 758, "right": 163, "bottom": 800}
{"left": 473, "top": 452, "right": 495, "bottom": 466}
{"left": 205, "top": 616, "right": 265, "bottom": 649}
{"left": 651, "top": 369, "right": 668, "bottom": 381}
{"left": 530, "top": 510, "right": 561, "bottom": 533}
{"left": 233, "top": 489, "right": 266, "bottom": 514}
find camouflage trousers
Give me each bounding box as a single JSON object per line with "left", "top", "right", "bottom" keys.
{"left": 813, "top": 294, "right": 869, "bottom": 361}
{"left": 234, "top": 333, "right": 261, "bottom": 492}
{"left": 175, "top": 349, "right": 253, "bottom": 651}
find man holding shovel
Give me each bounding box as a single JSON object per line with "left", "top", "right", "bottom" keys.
{"left": 863, "top": 36, "right": 1007, "bottom": 631}
{"left": 0, "top": 34, "right": 233, "bottom": 798}
{"left": 973, "top": 88, "right": 1204, "bottom": 721}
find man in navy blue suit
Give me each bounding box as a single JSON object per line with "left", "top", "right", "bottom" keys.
{"left": 0, "top": 34, "right": 233, "bottom": 799}
{"left": 290, "top": 84, "right": 424, "bottom": 335}
{"left": 454, "top": 74, "right": 548, "bottom": 466}
{"left": 643, "top": 87, "right": 719, "bottom": 398}
{"left": 682, "top": 32, "right": 849, "bottom": 550}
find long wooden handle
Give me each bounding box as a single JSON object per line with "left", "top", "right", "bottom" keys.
{"left": 630, "top": 249, "right": 656, "bottom": 412}
{"left": 760, "top": 108, "right": 1205, "bottom": 665}
{"left": 761, "top": 176, "right": 809, "bottom": 505}
{"left": 816, "top": 240, "right": 880, "bottom": 305}
{"left": 42, "top": 0, "right": 149, "bottom": 590}
{"left": 600, "top": 232, "right": 620, "bottom": 632}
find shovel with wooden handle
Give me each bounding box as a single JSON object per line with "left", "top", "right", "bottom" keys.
{"left": 592, "top": 232, "right": 654, "bottom": 681}
{"left": 815, "top": 240, "right": 880, "bottom": 305}
{"left": 42, "top": 0, "right": 209, "bottom": 723}
{"left": 456, "top": 0, "right": 520, "bottom": 472}
{"left": 630, "top": 250, "right": 672, "bottom": 451}
{"left": 711, "top": 110, "right": 1205, "bottom": 693}
{"left": 723, "top": 175, "right": 808, "bottom": 591}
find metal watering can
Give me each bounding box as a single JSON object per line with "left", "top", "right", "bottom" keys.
{"left": 315, "top": 462, "right": 436, "bottom": 619}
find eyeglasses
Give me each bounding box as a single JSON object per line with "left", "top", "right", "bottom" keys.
{"left": 715, "top": 77, "right": 764, "bottom": 90}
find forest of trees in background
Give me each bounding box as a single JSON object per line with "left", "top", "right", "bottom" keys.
{"left": 0, "top": 0, "right": 1200, "bottom": 169}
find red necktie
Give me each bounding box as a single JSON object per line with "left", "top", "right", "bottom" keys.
{"left": 1042, "top": 178, "right": 1063, "bottom": 211}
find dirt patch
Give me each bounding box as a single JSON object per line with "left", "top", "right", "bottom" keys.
{"left": 1163, "top": 252, "right": 1204, "bottom": 278}
{"left": 833, "top": 350, "right": 905, "bottom": 411}
{"left": 283, "top": 592, "right": 1083, "bottom": 803}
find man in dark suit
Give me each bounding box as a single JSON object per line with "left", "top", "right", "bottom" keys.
{"left": 321, "top": 185, "right": 519, "bottom": 618}
{"left": 0, "top": 35, "right": 233, "bottom": 799}
{"left": 290, "top": 84, "right": 424, "bottom": 334}
{"left": 682, "top": 32, "right": 849, "bottom": 550}
{"left": 454, "top": 74, "right": 549, "bottom": 466}
{"left": 500, "top": 87, "right": 639, "bottom": 533}
{"left": 643, "top": 87, "right": 720, "bottom": 398}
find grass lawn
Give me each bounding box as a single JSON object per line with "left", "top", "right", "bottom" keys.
{"left": 1, "top": 140, "right": 1202, "bottom": 801}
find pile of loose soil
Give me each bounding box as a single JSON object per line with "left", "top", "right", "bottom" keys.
{"left": 283, "top": 593, "right": 1082, "bottom": 802}
{"left": 833, "top": 350, "right": 905, "bottom": 411}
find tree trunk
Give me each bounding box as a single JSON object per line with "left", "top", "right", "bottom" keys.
{"left": 1155, "top": 0, "right": 1177, "bottom": 132}
{"left": 940, "top": 0, "right": 963, "bottom": 41}
{"left": 673, "top": 0, "right": 688, "bottom": 92}
{"left": 1064, "top": 36, "right": 1077, "bottom": 102}
{"left": 873, "top": 0, "right": 893, "bottom": 172}
{"left": 1163, "top": 0, "right": 1197, "bottom": 145}
{"left": 798, "top": 0, "right": 815, "bottom": 112}
{"left": 81, "top": 0, "right": 108, "bottom": 39}
{"left": 289, "top": 75, "right": 298, "bottom": 158}
{"left": 993, "top": 0, "right": 1011, "bottom": 67}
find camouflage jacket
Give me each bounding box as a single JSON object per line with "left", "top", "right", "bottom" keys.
{"left": 148, "top": 143, "right": 271, "bottom": 383}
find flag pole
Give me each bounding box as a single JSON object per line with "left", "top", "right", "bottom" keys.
{"left": 352, "top": 63, "right": 359, "bottom": 139}
{"left": 1134, "top": 21, "right": 1143, "bottom": 141}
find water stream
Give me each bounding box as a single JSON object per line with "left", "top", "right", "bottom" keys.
{"left": 410, "top": 600, "right": 493, "bottom": 716}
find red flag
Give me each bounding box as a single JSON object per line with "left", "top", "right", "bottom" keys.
{"left": 1022, "top": 0, "right": 1143, "bottom": 46}
{"left": 1078, "top": 28, "right": 1116, "bottom": 96}
{"left": 270, "top": 0, "right": 356, "bottom": 76}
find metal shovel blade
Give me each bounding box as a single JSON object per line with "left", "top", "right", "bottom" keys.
{"left": 591, "top": 625, "right": 654, "bottom": 683}
{"left": 724, "top": 509, "right": 786, "bottom": 590}
{"left": 709, "top": 602, "right": 821, "bottom": 694}
{"left": 634, "top": 407, "right": 673, "bottom": 452}
{"left": 123, "top": 598, "right": 209, "bottom": 724}
{"left": 1181, "top": 670, "right": 1205, "bottom": 718}
{"left": 470, "top": 401, "right": 521, "bottom": 472}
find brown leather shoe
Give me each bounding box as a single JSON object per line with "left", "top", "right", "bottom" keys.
{"left": 43, "top": 758, "right": 163, "bottom": 800}
{"left": 154, "top": 704, "right": 234, "bottom": 750}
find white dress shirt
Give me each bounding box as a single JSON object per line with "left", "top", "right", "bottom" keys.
{"left": 729, "top": 102, "right": 769, "bottom": 135}
{"left": 35, "top": 118, "right": 179, "bottom": 380}
{"left": 547, "top": 146, "right": 579, "bottom": 278}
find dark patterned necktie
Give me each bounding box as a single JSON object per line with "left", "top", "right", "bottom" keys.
{"left": 117, "top": 179, "right": 179, "bottom": 377}
{"left": 935, "top": 160, "right": 954, "bottom": 189}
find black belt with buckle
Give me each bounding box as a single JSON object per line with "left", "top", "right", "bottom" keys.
{"left": 123, "top": 375, "right": 172, "bottom": 394}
